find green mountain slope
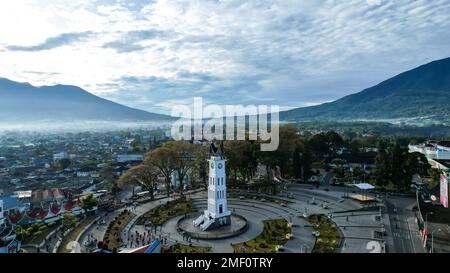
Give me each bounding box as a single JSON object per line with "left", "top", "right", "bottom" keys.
{"left": 281, "top": 57, "right": 450, "bottom": 124}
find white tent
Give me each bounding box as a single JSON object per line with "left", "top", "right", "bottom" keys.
{"left": 353, "top": 183, "right": 375, "bottom": 190}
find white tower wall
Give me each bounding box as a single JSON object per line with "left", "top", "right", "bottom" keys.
{"left": 205, "top": 156, "right": 230, "bottom": 219}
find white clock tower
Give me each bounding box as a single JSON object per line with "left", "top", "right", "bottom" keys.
{"left": 193, "top": 143, "right": 231, "bottom": 231}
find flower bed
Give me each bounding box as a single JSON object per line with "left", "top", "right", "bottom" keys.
{"left": 232, "top": 219, "right": 291, "bottom": 253}
{"left": 162, "top": 243, "right": 211, "bottom": 253}
{"left": 136, "top": 197, "right": 195, "bottom": 226}
{"left": 307, "top": 214, "right": 341, "bottom": 253}
{"left": 101, "top": 209, "right": 135, "bottom": 252}
{"left": 20, "top": 222, "right": 59, "bottom": 245}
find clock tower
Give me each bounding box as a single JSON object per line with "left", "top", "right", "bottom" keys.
{"left": 193, "top": 142, "right": 231, "bottom": 230}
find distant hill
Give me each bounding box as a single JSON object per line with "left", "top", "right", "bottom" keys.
{"left": 0, "top": 78, "right": 172, "bottom": 122}
{"left": 281, "top": 57, "right": 450, "bottom": 124}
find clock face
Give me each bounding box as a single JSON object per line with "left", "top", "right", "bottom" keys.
{"left": 218, "top": 163, "right": 223, "bottom": 169}
{"left": 210, "top": 162, "right": 215, "bottom": 169}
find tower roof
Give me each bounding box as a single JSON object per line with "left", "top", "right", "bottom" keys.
{"left": 209, "top": 141, "right": 225, "bottom": 157}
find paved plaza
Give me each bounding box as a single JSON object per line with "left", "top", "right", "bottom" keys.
{"left": 73, "top": 183, "right": 426, "bottom": 253}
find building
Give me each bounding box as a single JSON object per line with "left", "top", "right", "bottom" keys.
{"left": 31, "top": 188, "right": 64, "bottom": 205}
{"left": 0, "top": 200, "right": 21, "bottom": 253}
{"left": 408, "top": 141, "right": 450, "bottom": 161}
{"left": 193, "top": 143, "right": 231, "bottom": 231}
{"left": 409, "top": 142, "right": 450, "bottom": 210}
{"left": 53, "top": 152, "right": 69, "bottom": 160}
{"left": 116, "top": 154, "right": 144, "bottom": 163}
{"left": 440, "top": 174, "right": 449, "bottom": 208}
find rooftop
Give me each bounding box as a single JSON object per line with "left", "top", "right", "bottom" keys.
{"left": 434, "top": 159, "right": 450, "bottom": 169}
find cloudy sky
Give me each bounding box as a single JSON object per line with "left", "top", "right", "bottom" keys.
{"left": 0, "top": 0, "right": 449, "bottom": 115}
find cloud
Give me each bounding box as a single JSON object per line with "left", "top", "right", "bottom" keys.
{"left": 6, "top": 31, "right": 95, "bottom": 52}
{"left": 102, "top": 29, "right": 170, "bottom": 53}
{"left": 0, "top": 0, "right": 449, "bottom": 115}
{"left": 366, "top": 0, "right": 382, "bottom": 6}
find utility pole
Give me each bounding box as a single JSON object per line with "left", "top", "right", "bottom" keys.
{"left": 431, "top": 229, "right": 441, "bottom": 253}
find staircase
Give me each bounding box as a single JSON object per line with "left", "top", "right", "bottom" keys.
{"left": 200, "top": 218, "right": 215, "bottom": 231}
{"left": 193, "top": 215, "right": 204, "bottom": 227}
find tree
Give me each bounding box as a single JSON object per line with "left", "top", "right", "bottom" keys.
{"left": 117, "top": 163, "right": 159, "bottom": 200}
{"left": 257, "top": 125, "right": 299, "bottom": 179}
{"left": 191, "top": 144, "right": 208, "bottom": 188}
{"left": 165, "top": 141, "right": 197, "bottom": 196}
{"left": 80, "top": 192, "right": 98, "bottom": 214}
{"left": 407, "top": 152, "right": 430, "bottom": 176}
{"left": 99, "top": 165, "right": 115, "bottom": 180}
{"left": 428, "top": 168, "right": 441, "bottom": 190}
{"left": 61, "top": 213, "right": 77, "bottom": 233}
{"left": 275, "top": 125, "right": 299, "bottom": 177}
{"left": 301, "top": 142, "right": 313, "bottom": 181}
{"left": 131, "top": 136, "right": 142, "bottom": 152}
{"left": 55, "top": 158, "right": 71, "bottom": 170}
{"left": 374, "top": 140, "right": 390, "bottom": 187}
{"left": 292, "top": 146, "right": 302, "bottom": 179}
{"left": 146, "top": 147, "right": 176, "bottom": 197}
{"left": 225, "top": 140, "right": 258, "bottom": 183}
{"left": 375, "top": 140, "right": 428, "bottom": 192}
{"left": 309, "top": 133, "right": 331, "bottom": 158}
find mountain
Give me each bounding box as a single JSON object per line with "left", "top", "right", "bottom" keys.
{"left": 281, "top": 57, "right": 450, "bottom": 124}
{"left": 0, "top": 78, "right": 172, "bottom": 122}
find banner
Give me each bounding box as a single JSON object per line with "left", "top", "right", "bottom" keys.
{"left": 440, "top": 175, "right": 449, "bottom": 208}
{"left": 423, "top": 227, "right": 428, "bottom": 248}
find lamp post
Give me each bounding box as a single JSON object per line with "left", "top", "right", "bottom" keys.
{"left": 431, "top": 228, "right": 442, "bottom": 253}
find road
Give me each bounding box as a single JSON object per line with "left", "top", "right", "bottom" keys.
{"left": 385, "top": 197, "right": 425, "bottom": 253}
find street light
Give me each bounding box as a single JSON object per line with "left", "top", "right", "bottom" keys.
{"left": 431, "top": 228, "right": 442, "bottom": 253}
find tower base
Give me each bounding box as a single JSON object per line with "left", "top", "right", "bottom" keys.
{"left": 207, "top": 215, "right": 231, "bottom": 230}
{"left": 194, "top": 213, "right": 231, "bottom": 231}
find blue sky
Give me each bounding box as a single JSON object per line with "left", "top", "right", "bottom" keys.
{"left": 0, "top": 0, "right": 449, "bottom": 115}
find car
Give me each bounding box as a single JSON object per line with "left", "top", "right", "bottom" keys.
{"left": 312, "top": 231, "right": 320, "bottom": 237}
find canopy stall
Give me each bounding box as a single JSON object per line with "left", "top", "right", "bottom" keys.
{"left": 351, "top": 183, "right": 376, "bottom": 203}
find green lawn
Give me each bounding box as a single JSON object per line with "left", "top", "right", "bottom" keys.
{"left": 229, "top": 193, "right": 291, "bottom": 206}
{"left": 163, "top": 243, "right": 211, "bottom": 253}
{"left": 307, "top": 214, "right": 341, "bottom": 253}
{"left": 58, "top": 215, "right": 97, "bottom": 253}
{"left": 22, "top": 224, "right": 59, "bottom": 245}
{"left": 136, "top": 197, "right": 195, "bottom": 226}
{"left": 232, "top": 219, "right": 291, "bottom": 253}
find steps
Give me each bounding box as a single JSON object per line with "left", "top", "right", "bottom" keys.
{"left": 193, "top": 215, "right": 204, "bottom": 227}
{"left": 200, "top": 218, "right": 214, "bottom": 231}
